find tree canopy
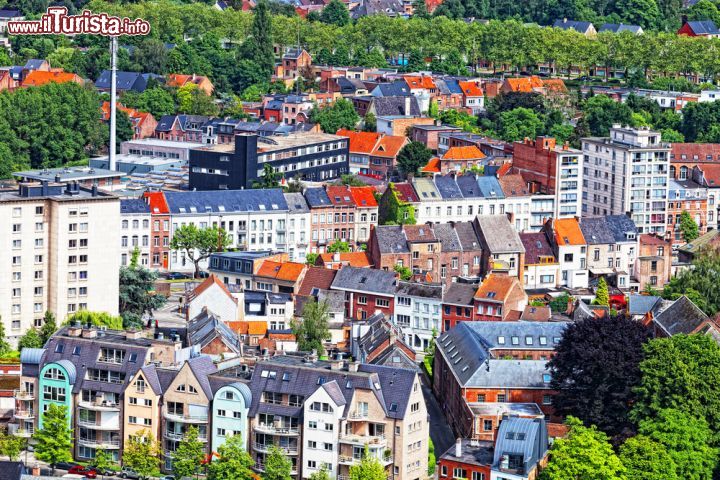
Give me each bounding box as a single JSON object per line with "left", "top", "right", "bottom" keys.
{"left": 292, "top": 299, "right": 331, "bottom": 355}
{"left": 207, "top": 434, "right": 255, "bottom": 480}
{"left": 34, "top": 404, "right": 73, "bottom": 474}
{"left": 122, "top": 430, "right": 161, "bottom": 479}
{"left": 170, "top": 224, "right": 230, "bottom": 278}
{"left": 172, "top": 426, "right": 205, "bottom": 479}
{"left": 310, "top": 99, "right": 360, "bottom": 133}
{"left": 397, "top": 141, "right": 433, "bottom": 177}
{"left": 661, "top": 249, "right": 720, "bottom": 315}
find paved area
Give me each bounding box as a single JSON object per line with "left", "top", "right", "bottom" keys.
{"left": 421, "top": 377, "right": 454, "bottom": 456}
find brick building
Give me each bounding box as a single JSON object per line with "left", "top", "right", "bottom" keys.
{"left": 633, "top": 234, "right": 673, "bottom": 291}
{"left": 473, "top": 274, "right": 528, "bottom": 321}
{"left": 330, "top": 266, "right": 398, "bottom": 321}
{"left": 441, "top": 283, "right": 478, "bottom": 331}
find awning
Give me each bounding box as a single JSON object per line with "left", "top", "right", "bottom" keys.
{"left": 589, "top": 268, "right": 615, "bottom": 275}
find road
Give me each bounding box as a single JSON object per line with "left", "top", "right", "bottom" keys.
{"left": 421, "top": 377, "right": 455, "bottom": 456}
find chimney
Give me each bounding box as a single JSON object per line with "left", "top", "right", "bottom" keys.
{"left": 404, "top": 96, "right": 411, "bottom": 116}
{"left": 348, "top": 361, "right": 360, "bottom": 372}
{"left": 81, "top": 327, "right": 97, "bottom": 339}
{"left": 32, "top": 466, "right": 40, "bottom": 476}
{"left": 68, "top": 325, "right": 82, "bottom": 337}
{"left": 125, "top": 329, "right": 142, "bottom": 340}
{"left": 455, "top": 438, "right": 462, "bottom": 458}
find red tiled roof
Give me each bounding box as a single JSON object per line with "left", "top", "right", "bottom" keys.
{"left": 325, "top": 185, "right": 355, "bottom": 206}
{"left": 442, "top": 146, "right": 485, "bottom": 160}
{"left": 143, "top": 191, "right": 170, "bottom": 214}
{"left": 553, "top": 218, "right": 586, "bottom": 246}
{"left": 474, "top": 274, "right": 520, "bottom": 302}
{"left": 458, "top": 80, "right": 483, "bottom": 97}
{"left": 640, "top": 233, "right": 669, "bottom": 246}
{"left": 318, "top": 252, "right": 372, "bottom": 268}
{"left": 498, "top": 174, "right": 530, "bottom": 197}
{"left": 336, "top": 129, "right": 382, "bottom": 154}
{"left": 21, "top": 70, "right": 83, "bottom": 87}
{"left": 671, "top": 143, "right": 720, "bottom": 163}
{"left": 404, "top": 224, "right": 437, "bottom": 242}
{"left": 256, "top": 261, "right": 306, "bottom": 282}
{"left": 421, "top": 157, "right": 441, "bottom": 173}
{"left": 349, "top": 186, "right": 378, "bottom": 208}
{"left": 298, "top": 267, "right": 338, "bottom": 295}
{"left": 392, "top": 183, "right": 420, "bottom": 203}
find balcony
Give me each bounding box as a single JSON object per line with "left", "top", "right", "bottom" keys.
{"left": 78, "top": 419, "right": 120, "bottom": 430}
{"left": 253, "top": 442, "right": 298, "bottom": 455}
{"left": 339, "top": 433, "right": 386, "bottom": 446}
{"left": 77, "top": 437, "right": 121, "bottom": 449}
{"left": 9, "top": 425, "right": 33, "bottom": 437}
{"left": 254, "top": 423, "right": 300, "bottom": 436}
{"left": 13, "top": 410, "right": 35, "bottom": 420}
{"left": 348, "top": 411, "right": 369, "bottom": 420}
{"left": 78, "top": 401, "right": 120, "bottom": 412}
{"left": 254, "top": 462, "right": 298, "bottom": 475}
{"left": 164, "top": 430, "right": 208, "bottom": 442}
{"left": 14, "top": 389, "right": 35, "bottom": 400}
{"left": 163, "top": 408, "right": 208, "bottom": 424}
{"left": 339, "top": 455, "right": 393, "bottom": 466}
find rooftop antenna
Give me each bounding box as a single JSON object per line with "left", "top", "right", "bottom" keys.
{"left": 109, "top": 35, "right": 118, "bottom": 171}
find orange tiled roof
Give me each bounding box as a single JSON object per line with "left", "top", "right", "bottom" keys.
{"left": 256, "top": 260, "right": 306, "bottom": 282}
{"left": 442, "top": 145, "right": 485, "bottom": 160}
{"left": 187, "top": 274, "right": 236, "bottom": 304}
{"left": 318, "top": 252, "right": 372, "bottom": 268}
{"left": 504, "top": 76, "right": 544, "bottom": 93}
{"left": 553, "top": 218, "right": 586, "bottom": 246}
{"left": 349, "top": 186, "right": 378, "bottom": 208}
{"left": 496, "top": 162, "right": 512, "bottom": 177}
{"left": 404, "top": 75, "right": 436, "bottom": 90}
{"left": 421, "top": 157, "right": 440, "bottom": 173}
{"left": 498, "top": 173, "right": 530, "bottom": 197}
{"left": 372, "top": 135, "right": 407, "bottom": 158}
{"left": 458, "top": 80, "right": 483, "bottom": 97}
{"left": 101, "top": 101, "right": 151, "bottom": 124}
{"left": 474, "top": 274, "right": 520, "bottom": 302}
{"left": 325, "top": 185, "right": 355, "bottom": 206}
{"left": 542, "top": 78, "right": 567, "bottom": 92}
{"left": 247, "top": 321, "right": 268, "bottom": 336}
{"left": 336, "top": 129, "right": 382, "bottom": 154}
{"left": 143, "top": 191, "right": 169, "bottom": 214}
{"left": 21, "top": 70, "right": 83, "bottom": 87}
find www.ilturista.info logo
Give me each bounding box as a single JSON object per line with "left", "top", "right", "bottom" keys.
{"left": 7, "top": 7, "right": 150, "bottom": 36}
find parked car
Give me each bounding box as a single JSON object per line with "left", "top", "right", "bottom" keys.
{"left": 197, "top": 271, "right": 209, "bottom": 278}
{"left": 119, "top": 467, "right": 143, "bottom": 479}
{"left": 54, "top": 462, "right": 76, "bottom": 471}
{"left": 68, "top": 466, "right": 97, "bottom": 479}
{"left": 166, "top": 272, "right": 190, "bottom": 280}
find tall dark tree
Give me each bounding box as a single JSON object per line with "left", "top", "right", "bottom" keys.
{"left": 243, "top": 0, "right": 275, "bottom": 80}
{"left": 320, "top": 0, "right": 351, "bottom": 26}
{"left": 548, "top": 316, "right": 651, "bottom": 441}
{"left": 397, "top": 141, "right": 433, "bottom": 177}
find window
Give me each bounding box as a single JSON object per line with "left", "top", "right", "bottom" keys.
{"left": 497, "top": 394, "right": 506, "bottom": 402}
{"left": 483, "top": 420, "right": 492, "bottom": 431}
{"left": 471, "top": 472, "right": 485, "bottom": 480}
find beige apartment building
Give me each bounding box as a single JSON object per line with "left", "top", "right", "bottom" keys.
{"left": 0, "top": 181, "right": 120, "bottom": 345}
{"left": 124, "top": 365, "right": 164, "bottom": 444}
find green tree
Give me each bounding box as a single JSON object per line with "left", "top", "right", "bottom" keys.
{"left": 34, "top": 404, "right": 73, "bottom": 475}
{"left": 207, "top": 434, "right": 255, "bottom": 480}
{"left": 17, "top": 329, "right": 43, "bottom": 350}
{"left": 349, "top": 447, "right": 387, "bottom": 480}
{"left": 0, "top": 321, "right": 11, "bottom": 356}
{"left": 661, "top": 250, "right": 720, "bottom": 315}
{"left": 172, "top": 426, "right": 205, "bottom": 480}
{"left": 635, "top": 409, "right": 718, "bottom": 479}
{"left": 292, "top": 299, "right": 330, "bottom": 355}
{"left": 394, "top": 264, "right": 413, "bottom": 281}
{"left": 594, "top": 277, "right": 610, "bottom": 306}
{"left": 122, "top": 430, "right": 161, "bottom": 479}
{"left": 0, "top": 429, "right": 25, "bottom": 461}
{"left": 305, "top": 253, "right": 320, "bottom": 266}
{"left": 320, "top": 0, "right": 351, "bottom": 26}
{"left": 413, "top": 0, "right": 430, "bottom": 17}
{"left": 93, "top": 449, "right": 115, "bottom": 479}
{"left": 243, "top": 0, "right": 275, "bottom": 79}
{"left": 539, "top": 417, "right": 626, "bottom": 480}
{"left": 264, "top": 445, "right": 292, "bottom": 480}
{"left": 39, "top": 311, "right": 57, "bottom": 346}
{"left": 310, "top": 99, "right": 360, "bottom": 133}
{"left": 115, "top": 110, "right": 134, "bottom": 148}
{"left": 378, "top": 183, "right": 416, "bottom": 225}
{"left": 309, "top": 467, "right": 332, "bottom": 480}
{"left": 583, "top": 94, "right": 634, "bottom": 137}
{"left": 252, "top": 163, "right": 282, "bottom": 189}
{"left": 119, "top": 248, "right": 167, "bottom": 328}
{"left": 661, "top": 128, "right": 684, "bottom": 143}
{"left": 137, "top": 87, "right": 176, "bottom": 118}
{"left": 632, "top": 334, "right": 720, "bottom": 437}
{"left": 176, "top": 83, "right": 219, "bottom": 116}
{"left": 327, "top": 240, "right": 351, "bottom": 253}
{"left": 678, "top": 211, "right": 699, "bottom": 243}
{"left": 620, "top": 435, "right": 677, "bottom": 480}
{"left": 67, "top": 311, "right": 124, "bottom": 330}
{"left": 363, "top": 113, "right": 377, "bottom": 132}
{"left": 397, "top": 141, "right": 433, "bottom": 177}
{"left": 427, "top": 437, "right": 435, "bottom": 475}
{"left": 170, "top": 224, "right": 230, "bottom": 278}
{"left": 498, "top": 107, "right": 544, "bottom": 141}
{"left": 47, "top": 47, "right": 78, "bottom": 72}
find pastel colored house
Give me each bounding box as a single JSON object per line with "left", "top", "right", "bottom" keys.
{"left": 211, "top": 382, "right": 252, "bottom": 452}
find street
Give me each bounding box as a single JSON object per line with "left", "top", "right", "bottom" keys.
{"left": 421, "top": 377, "right": 454, "bottom": 457}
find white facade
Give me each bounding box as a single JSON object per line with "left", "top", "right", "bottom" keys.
{"left": 582, "top": 126, "right": 671, "bottom": 234}
{"left": 555, "top": 150, "right": 584, "bottom": 218}
{"left": 394, "top": 290, "right": 442, "bottom": 353}
{"left": 523, "top": 262, "right": 560, "bottom": 289}
{"left": 0, "top": 186, "right": 120, "bottom": 345}
{"left": 354, "top": 207, "right": 378, "bottom": 243}
{"left": 302, "top": 387, "right": 344, "bottom": 479}
{"left": 187, "top": 282, "right": 239, "bottom": 323}
{"left": 585, "top": 240, "right": 637, "bottom": 289}
{"left": 557, "top": 244, "right": 588, "bottom": 288}
{"left": 120, "top": 212, "right": 152, "bottom": 267}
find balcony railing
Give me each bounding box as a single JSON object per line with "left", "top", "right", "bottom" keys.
{"left": 254, "top": 462, "right": 298, "bottom": 475}
{"left": 348, "top": 411, "right": 369, "bottom": 420}
{"left": 340, "top": 455, "right": 393, "bottom": 465}
{"left": 9, "top": 425, "right": 33, "bottom": 437}
{"left": 13, "top": 410, "right": 35, "bottom": 419}
{"left": 14, "top": 389, "right": 35, "bottom": 400}
{"left": 163, "top": 408, "right": 208, "bottom": 423}
{"left": 254, "top": 424, "right": 300, "bottom": 435}
{"left": 78, "top": 401, "right": 121, "bottom": 412}
{"left": 339, "top": 433, "right": 386, "bottom": 445}
{"left": 78, "top": 419, "right": 120, "bottom": 430}
{"left": 253, "top": 442, "right": 298, "bottom": 455}
{"left": 77, "top": 438, "right": 121, "bottom": 449}
{"left": 98, "top": 356, "right": 124, "bottom": 365}
{"left": 164, "top": 430, "right": 208, "bottom": 442}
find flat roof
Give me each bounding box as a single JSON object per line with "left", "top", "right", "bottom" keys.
{"left": 468, "top": 402, "right": 544, "bottom": 416}
{"left": 0, "top": 184, "right": 116, "bottom": 202}
{"left": 92, "top": 154, "right": 187, "bottom": 166}
{"left": 123, "top": 138, "right": 204, "bottom": 149}
{"left": 14, "top": 167, "right": 123, "bottom": 181}
{"left": 198, "top": 132, "right": 346, "bottom": 153}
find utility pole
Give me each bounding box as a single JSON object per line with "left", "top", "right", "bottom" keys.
{"left": 109, "top": 35, "right": 118, "bottom": 171}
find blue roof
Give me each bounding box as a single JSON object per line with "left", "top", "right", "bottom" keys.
{"left": 628, "top": 294, "right": 661, "bottom": 316}
{"left": 687, "top": 20, "right": 720, "bottom": 34}
{"left": 20, "top": 348, "right": 45, "bottom": 364}
{"left": 434, "top": 175, "right": 463, "bottom": 199}
{"left": 475, "top": 176, "right": 505, "bottom": 199}
{"left": 553, "top": 19, "right": 594, "bottom": 32}
{"left": 304, "top": 187, "right": 332, "bottom": 207}
{"left": 374, "top": 81, "right": 411, "bottom": 97}
{"left": 120, "top": 198, "right": 150, "bottom": 214}
{"left": 165, "top": 189, "right": 288, "bottom": 214}
{"left": 0, "top": 9, "right": 22, "bottom": 18}
{"left": 493, "top": 417, "right": 548, "bottom": 473}
{"left": 598, "top": 23, "right": 642, "bottom": 33}
{"left": 52, "top": 359, "right": 77, "bottom": 384}
{"left": 24, "top": 59, "right": 46, "bottom": 70}
{"left": 443, "top": 78, "right": 463, "bottom": 94}
{"left": 95, "top": 70, "right": 147, "bottom": 92}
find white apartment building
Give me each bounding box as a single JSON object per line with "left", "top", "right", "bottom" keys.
{"left": 120, "top": 199, "right": 152, "bottom": 267}
{"left": 165, "top": 189, "right": 310, "bottom": 271}
{"left": 582, "top": 125, "right": 671, "bottom": 234}
{"left": 0, "top": 182, "right": 119, "bottom": 344}
{"left": 302, "top": 386, "right": 344, "bottom": 479}
{"left": 393, "top": 282, "right": 443, "bottom": 353}
{"left": 579, "top": 215, "right": 638, "bottom": 289}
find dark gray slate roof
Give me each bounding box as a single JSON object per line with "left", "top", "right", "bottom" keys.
{"left": 140, "top": 364, "right": 163, "bottom": 395}
{"left": 443, "top": 283, "right": 477, "bottom": 306}
{"left": 187, "top": 355, "right": 218, "bottom": 399}
{"left": 373, "top": 96, "right": 421, "bottom": 116}
{"left": 686, "top": 20, "right": 720, "bottom": 35}
{"left": 320, "top": 380, "right": 347, "bottom": 406}
{"left": 284, "top": 192, "right": 309, "bottom": 213}
{"left": 374, "top": 225, "right": 410, "bottom": 254}
{"left": 396, "top": 281, "right": 443, "bottom": 300}
{"left": 492, "top": 417, "right": 549, "bottom": 474}
{"left": 433, "top": 223, "right": 462, "bottom": 252}
{"left": 304, "top": 187, "right": 332, "bottom": 208}
{"left": 520, "top": 232, "right": 555, "bottom": 264}
{"left": 553, "top": 19, "right": 594, "bottom": 33}
{"left": 628, "top": 294, "right": 662, "bottom": 316}
{"left": 331, "top": 266, "right": 398, "bottom": 295}
{"left": 188, "top": 310, "right": 242, "bottom": 354}
{"left": 24, "top": 59, "right": 45, "bottom": 70}
{"left": 95, "top": 70, "right": 147, "bottom": 92}
{"left": 475, "top": 215, "right": 524, "bottom": 254}
{"left": 120, "top": 198, "right": 150, "bottom": 214}
{"left": 0, "top": 9, "right": 22, "bottom": 18}
{"left": 654, "top": 295, "right": 709, "bottom": 335}
{"left": 373, "top": 81, "right": 411, "bottom": 97}
{"left": 598, "top": 23, "right": 642, "bottom": 33}
{"left": 165, "top": 189, "right": 288, "bottom": 214}
{"left": 581, "top": 215, "right": 638, "bottom": 244}
{"left": 434, "top": 175, "right": 464, "bottom": 199}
